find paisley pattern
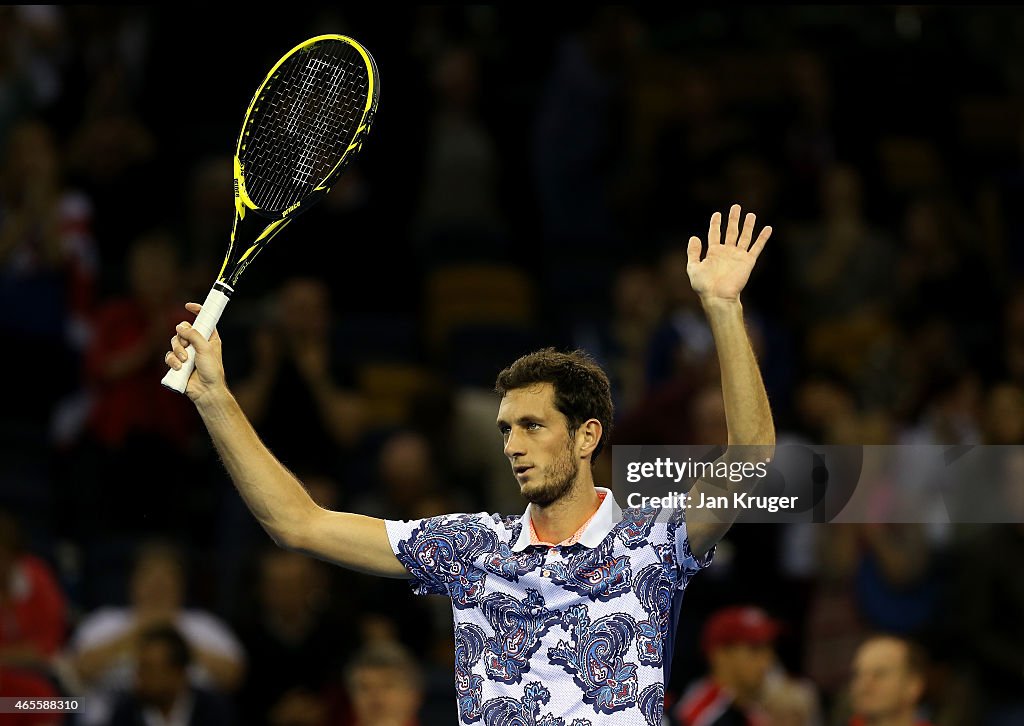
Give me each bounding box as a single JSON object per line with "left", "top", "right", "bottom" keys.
{"left": 456, "top": 623, "right": 488, "bottom": 722}
{"left": 542, "top": 538, "right": 631, "bottom": 601}
{"left": 395, "top": 514, "right": 496, "bottom": 608}
{"left": 614, "top": 506, "right": 659, "bottom": 549}
{"left": 485, "top": 541, "right": 545, "bottom": 582}
{"left": 633, "top": 563, "right": 672, "bottom": 666}
{"left": 481, "top": 589, "right": 561, "bottom": 683}
{"left": 638, "top": 683, "right": 664, "bottom": 726}
{"left": 481, "top": 682, "right": 593, "bottom": 726}
{"left": 385, "top": 491, "right": 715, "bottom": 725}
{"left": 548, "top": 605, "right": 639, "bottom": 714}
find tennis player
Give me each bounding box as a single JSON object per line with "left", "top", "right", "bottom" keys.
{"left": 165, "top": 204, "right": 774, "bottom": 726}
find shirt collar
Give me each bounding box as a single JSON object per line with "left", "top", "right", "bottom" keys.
{"left": 511, "top": 486, "right": 621, "bottom": 552}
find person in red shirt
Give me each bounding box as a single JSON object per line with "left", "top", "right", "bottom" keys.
{"left": 672, "top": 605, "right": 781, "bottom": 726}
{"left": 848, "top": 635, "right": 933, "bottom": 726}
{"left": 84, "top": 231, "right": 196, "bottom": 452}
{"left": 77, "top": 231, "right": 199, "bottom": 536}
{"left": 0, "top": 667, "right": 60, "bottom": 726}
{"left": 0, "top": 510, "right": 66, "bottom": 672}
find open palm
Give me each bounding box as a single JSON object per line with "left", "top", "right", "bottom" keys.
{"left": 687, "top": 204, "right": 771, "bottom": 302}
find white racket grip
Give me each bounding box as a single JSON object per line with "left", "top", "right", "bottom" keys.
{"left": 160, "top": 286, "right": 231, "bottom": 394}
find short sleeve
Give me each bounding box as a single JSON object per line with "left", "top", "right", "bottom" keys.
{"left": 385, "top": 513, "right": 497, "bottom": 606}
{"left": 669, "top": 512, "right": 715, "bottom": 591}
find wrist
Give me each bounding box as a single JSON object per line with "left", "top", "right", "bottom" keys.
{"left": 194, "top": 385, "right": 236, "bottom": 417}
{"left": 700, "top": 296, "right": 743, "bottom": 314}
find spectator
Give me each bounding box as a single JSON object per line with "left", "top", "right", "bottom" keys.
{"left": 233, "top": 276, "right": 364, "bottom": 478}
{"left": 533, "top": 8, "right": 638, "bottom": 248}
{"left": 645, "top": 244, "right": 715, "bottom": 392}
{"left": 413, "top": 45, "right": 504, "bottom": 255}
{"left": 0, "top": 118, "right": 96, "bottom": 430}
{"left": 571, "top": 262, "right": 665, "bottom": 415}
{"left": 109, "top": 624, "right": 234, "bottom": 726}
{"left": 69, "top": 541, "right": 244, "bottom": 726}
{"left": 0, "top": 666, "right": 60, "bottom": 726}
{"left": 0, "top": 509, "right": 66, "bottom": 674}
{"left": 345, "top": 430, "right": 457, "bottom": 667}
{"left": 762, "top": 676, "right": 821, "bottom": 726}
{"left": 350, "top": 430, "right": 455, "bottom": 521}
{"left": 846, "top": 635, "right": 933, "bottom": 726}
{"left": 341, "top": 642, "right": 424, "bottom": 726}
{"left": 671, "top": 605, "right": 781, "bottom": 726}
{"left": 236, "top": 548, "right": 347, "bottom": 726}
{"left": 83, "top": 230, "right": 195, "bottom": 453}
{"left": 74, "top": 231, "right": 199, "bottom": 537}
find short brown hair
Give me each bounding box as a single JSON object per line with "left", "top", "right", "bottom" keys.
{"left": 344, "top": 641, "right": 423, "bottom": 692}
{"left": 495, "top": 348, "right": 613, "bottom": 462}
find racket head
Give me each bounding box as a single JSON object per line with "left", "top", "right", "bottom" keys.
{"left": 215, "top": 35, "right": 379, "bottom": 287}
{"left": 234, "top": 34, "right": 380, "bottom": 220}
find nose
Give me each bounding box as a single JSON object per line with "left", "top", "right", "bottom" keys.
{"left": 504, "top": 428, "right": 525, "bottom": 459}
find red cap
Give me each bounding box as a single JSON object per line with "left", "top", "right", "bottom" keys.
{"left": 701, "top": 606, "right": 781, "bottom": 654}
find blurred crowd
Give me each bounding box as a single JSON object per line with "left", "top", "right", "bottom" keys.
{"left": 2, "top": 6, "right": 1024, "bottom": 726}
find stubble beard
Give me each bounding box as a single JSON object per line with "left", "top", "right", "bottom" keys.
{"left": 522, "top": 442, "right": 579, "bottom": 506}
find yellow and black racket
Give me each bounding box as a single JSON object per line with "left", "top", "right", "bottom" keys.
{"left": 162, "top": 34, "right": 379, "bottom": 393}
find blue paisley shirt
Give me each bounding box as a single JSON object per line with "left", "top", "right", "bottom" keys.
{"left": 385, "top": 487, "right": 714, "bottom": 726}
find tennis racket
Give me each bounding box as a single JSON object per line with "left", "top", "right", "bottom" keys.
{"left": 161, "top": 34, "right": 379, "bottom": 393}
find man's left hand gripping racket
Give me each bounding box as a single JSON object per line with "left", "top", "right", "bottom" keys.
{"left": 162, "top": 35, "right": 379, "bottom": 393}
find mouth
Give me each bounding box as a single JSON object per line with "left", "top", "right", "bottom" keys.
{"left": 513, "top": 465, "right": 533, "bottom": 479}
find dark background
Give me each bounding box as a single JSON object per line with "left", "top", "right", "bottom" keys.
{"left": 2, "top": 6, "right": 1023, "bottom": 725}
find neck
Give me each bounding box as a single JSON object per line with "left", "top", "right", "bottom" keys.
{"left": 529, "top": 474, "right": 601, "bottom": 544}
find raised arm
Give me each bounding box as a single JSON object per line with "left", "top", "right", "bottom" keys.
{"left": 685, "top": 205, "right": 776, "bottom": 557}
{"left": 165, "top": 303, "right": 408, "bottom": 579}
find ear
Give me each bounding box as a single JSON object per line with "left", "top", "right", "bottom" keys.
{"left": 576, "top": 419, "right": 603, "bottom": 460}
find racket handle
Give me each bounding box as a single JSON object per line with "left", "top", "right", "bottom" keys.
{"left": 161, "top": 286, "right": 231, "bottom": 394}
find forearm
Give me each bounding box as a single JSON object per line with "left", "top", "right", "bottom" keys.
{"left": 195, "top": 387, "right": 320, "bottom": 546}
{"left": 687, "top": 299, "right": 775, "bottom": 556}
{"left": 73, "top": 631, "right": 138, "bottom": 683}
{"left": 703, "top": 298, "right": 775, "bottom": 448}
{"left": 195, "top": 386, "right": 406, "bottom": 577}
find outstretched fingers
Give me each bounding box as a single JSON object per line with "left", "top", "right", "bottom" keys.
{"left": 708, "top": 211, "right": 722, "bottom": 247}
{"left": 724, "top": 204, "right": 741, "bottom": 246}
{"left": 738, "top": 211, "right": 756, "bottom": 249}
{"left": 749, "top": 225, "right": 773, "bottom": 258}
{"left": 687, "top": 236, "right": 703, "bottom": 265}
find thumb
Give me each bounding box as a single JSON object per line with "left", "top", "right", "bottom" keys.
{"left": 687, "top": 236, "right": 703, "bottom": 266}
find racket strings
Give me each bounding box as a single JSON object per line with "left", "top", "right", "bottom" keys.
{"left": 242, "top": 40, "right": 369, "bottom": 212}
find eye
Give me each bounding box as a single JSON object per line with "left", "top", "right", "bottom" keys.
{"left": 499, "top": 425, "right": 511, "bottom": 435}
{"left": 526, "top": 422, "right": 541, "bottom": 431}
